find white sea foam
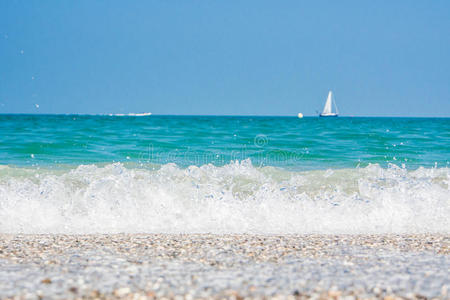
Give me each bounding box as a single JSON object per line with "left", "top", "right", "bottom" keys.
{"left": 0, "top": 160, "right": 448, "bottom": 234}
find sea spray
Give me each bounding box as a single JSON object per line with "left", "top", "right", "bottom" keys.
{"left": 0, "top": 160, "right": 448, "bottom": 234}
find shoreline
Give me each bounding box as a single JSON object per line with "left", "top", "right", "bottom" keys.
{"left": 1, "top": 234, "right": 448, "bottom": 299}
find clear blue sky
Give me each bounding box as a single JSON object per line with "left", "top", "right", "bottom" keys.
{"left": 1, "top": 1, "right": 449, "bottom": 116}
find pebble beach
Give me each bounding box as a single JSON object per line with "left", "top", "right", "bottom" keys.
{"left": 0, "top": 234, "right": 448, "bottom": 299}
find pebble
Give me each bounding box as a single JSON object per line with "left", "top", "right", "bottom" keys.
{"left": 0, "top": 233, "right": 448, "bottom": 299}
{"left": 114, "top": 287, "right": 131, "bottom": 297}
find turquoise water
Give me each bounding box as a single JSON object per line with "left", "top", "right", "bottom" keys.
{"left": 0, "top": 115, "right": 449, "bottom": 234}
{"left": 0, "top": 115, "right": 449, "bottom": 169}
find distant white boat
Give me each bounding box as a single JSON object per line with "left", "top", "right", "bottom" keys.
{"left": 108, "top": 112, "right": 152, "bottom": 117}
{"left": 319, "top": 91, "right": 338, "bottom": 117}
{"left": 129, "top": 112, "right": 152, "bottom": 116}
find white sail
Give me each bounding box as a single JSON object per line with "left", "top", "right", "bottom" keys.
{"left": 319, "top": 90, "right": 338, "bottom": 117}
{"left": 322, "top": 91, "right": 333, "bottom": 114}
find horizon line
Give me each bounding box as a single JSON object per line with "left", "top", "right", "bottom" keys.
{"left": 0, "top": 113, "right": 449, "bottom": 118}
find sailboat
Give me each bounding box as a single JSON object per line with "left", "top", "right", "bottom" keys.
{"left": 319, "top": 91, "right": 339, "bottom": 117}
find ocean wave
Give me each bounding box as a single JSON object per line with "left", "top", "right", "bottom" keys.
{"left": 0, "top": 160, "right": 448, "bottom": 234}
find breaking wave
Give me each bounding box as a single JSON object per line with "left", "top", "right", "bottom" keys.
{"left": 0, "top": 160, "right": 449, "bottom": 234}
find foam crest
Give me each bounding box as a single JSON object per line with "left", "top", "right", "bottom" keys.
{"left": 0, "top": 160, "right": 448, "bottom": 234}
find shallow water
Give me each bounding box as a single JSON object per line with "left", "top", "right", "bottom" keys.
{"left": 0, "top": 115, "right": 449, "bottom": 234}
{"left": 1, "top": 115, "right": 449, "bottom": 169}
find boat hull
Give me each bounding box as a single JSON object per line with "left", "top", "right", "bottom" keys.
{"left": 319, "top": 114, "right": 338, "bottom": 117}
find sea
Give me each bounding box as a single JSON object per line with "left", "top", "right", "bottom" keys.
{"left": 0, "top": 115, "right": 449, "bottom": 234}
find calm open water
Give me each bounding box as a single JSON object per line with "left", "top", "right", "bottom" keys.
{"left": 0, "top": 115, "right": 448, "bottom": 169}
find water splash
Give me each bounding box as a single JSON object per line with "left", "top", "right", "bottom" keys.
{"left": 0, "top": 160, "right": 448, "bottom": 234}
